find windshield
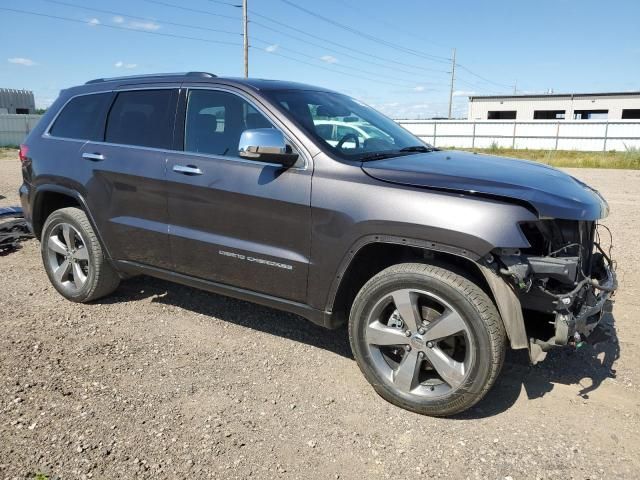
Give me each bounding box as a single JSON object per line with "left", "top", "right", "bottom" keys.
{"left": 264, "top": 90, "right": 433, "bottom": 161}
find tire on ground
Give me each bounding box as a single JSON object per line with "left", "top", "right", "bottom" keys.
{"left": 41, "top": 207, "right": 120, "bottom": 303}
{"left": 348, "top": 262, "right": 506, "bottom": 416}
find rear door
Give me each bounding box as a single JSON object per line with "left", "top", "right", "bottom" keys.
{"left": 80, "top": 87, "right": 178, "bottom": 269}
{"left": 165, "top": 87, "right": 312, "bottom": 302}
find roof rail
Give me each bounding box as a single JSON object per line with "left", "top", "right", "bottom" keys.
{"left": 185, "top": 71, "right": 217, "bottom": 79}
{"left": 85, "top": 71, "right": 217, "bottom": 84}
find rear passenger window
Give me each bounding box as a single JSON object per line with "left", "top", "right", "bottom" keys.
{"left": 105, "top": 89, "right": 177, "bottom": 149}
{"left": 184, "top": 90, "right": 274, "bottom": 156}
{"left": 49, "top": 93, "right": 112, "bottom": 140}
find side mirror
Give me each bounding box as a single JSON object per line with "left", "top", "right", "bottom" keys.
{"left": 238, "top": 128, "right": 299, "bottom": 168}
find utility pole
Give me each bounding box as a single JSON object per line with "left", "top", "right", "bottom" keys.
{"left": 513, "top": 80, "right": 517, "bottom": 95}
{"left": 447, "top": 48, "right": 456, "bottom": 119}
{"left": 243, "top": 0, "right": 248, "bottom": 78}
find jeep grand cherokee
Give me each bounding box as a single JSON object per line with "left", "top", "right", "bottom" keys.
{"left": 19, "top": 72, "right": 616, "bottom": 416}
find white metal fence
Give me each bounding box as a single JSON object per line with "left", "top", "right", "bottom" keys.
{"left": 396, "top": 119, "right": 640, "bottom": 152}
{"left": 2, "top": 114, "right": 640, "bottom": 152}
{"left": 0, "top": 114, "right": 42, "bottom": 146}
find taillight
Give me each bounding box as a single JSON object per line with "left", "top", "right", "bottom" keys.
{"left": 19, "top": 144, "right": 29, "bottom": 163}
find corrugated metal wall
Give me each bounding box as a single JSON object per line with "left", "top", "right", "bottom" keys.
{"left": 0, "top": 89, "right": 36, "bottom": 114}
{"left": 0, "top": 114, "right": 42, "bottom": 146}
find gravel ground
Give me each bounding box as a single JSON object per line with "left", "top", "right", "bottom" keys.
{"left": 1, "top": 149, "right": 639, "bottom": 479}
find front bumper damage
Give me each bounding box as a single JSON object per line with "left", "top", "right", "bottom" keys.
{"left": 491, "top": 222, "right": 617, "bottom": 363}
{"left": 527, "top": 258, "right": 617, "bottom": 363}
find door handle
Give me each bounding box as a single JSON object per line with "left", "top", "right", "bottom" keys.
{"left": 173, "top": 164, "right": 203, "bottom": 176}
{"left": 82, "top": 152, "right": 105, "bottom": 161}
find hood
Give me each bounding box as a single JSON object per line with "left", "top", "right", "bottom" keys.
{"left": 361, "top": 150, "right": 609, "bottom": 220}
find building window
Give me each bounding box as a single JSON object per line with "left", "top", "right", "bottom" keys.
{"left": 487, "top": 111, "right": 516, "bottom": 120}
{"left": 622, "top": 109, "right": 640, "bottom": 119}
{"left": 15, "top": 108, "right": 30, "bottom": 114}
{"left": 573, "top": 110, "right": 608, "bottom": 120}
{"left": 533, "top": 110, "right": 565, "bottom": 120}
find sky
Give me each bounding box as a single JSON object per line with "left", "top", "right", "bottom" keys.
{"left": 1, "top": 0, "right": 639, "bottom": 118}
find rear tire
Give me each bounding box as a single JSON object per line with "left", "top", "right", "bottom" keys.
{"left": 41, "top": 207, "right": 120, "bottom": 302}
{"left": 349, "top": 262, "right": 506, "bottom": 416}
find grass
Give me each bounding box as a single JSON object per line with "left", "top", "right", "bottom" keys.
{"left": 454, "top": 145, "right": 640, "bottom": 169}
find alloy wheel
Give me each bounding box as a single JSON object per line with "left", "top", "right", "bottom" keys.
{"left": 46, "top": 222, "right": 90, "bottom": 294}
{"left": 365, "top": 288, "right": 474, "bottom": 397}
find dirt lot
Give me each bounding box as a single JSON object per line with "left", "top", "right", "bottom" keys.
{"left": 1, "top": 148, "right": 639, "bottom": 479}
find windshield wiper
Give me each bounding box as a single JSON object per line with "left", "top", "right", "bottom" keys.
{"left": 398, "top": 145, "right": 438, "bottom": 153}
{"left": 359, "top": 146, "right": 438, "bottom": 162}
{"left": 359, "top": 152, "right": 399, "bottom": 161}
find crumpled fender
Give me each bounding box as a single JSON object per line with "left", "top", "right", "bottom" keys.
{"left": 477, "top": 264, "right": 528, "bottom": 350}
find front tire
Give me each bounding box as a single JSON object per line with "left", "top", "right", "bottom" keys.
{"left": 349, "top": 263, "right": 506, "bottom": 416}
{"left": 41, "top": 207, "right": 120, "bottom": 302}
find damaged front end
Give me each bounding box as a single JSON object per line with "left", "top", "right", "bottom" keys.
{"left": 490, "top": 220, "right": 617, "bottom": 363}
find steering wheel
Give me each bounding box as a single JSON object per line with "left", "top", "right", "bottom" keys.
{"left": 336, "top": 133, "right": 360, "bottom": 150}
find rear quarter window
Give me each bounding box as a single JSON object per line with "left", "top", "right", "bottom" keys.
{"left": 105, "top": 89, "right": 178, "bottom": 149}
{"left": 49, "top": 92, "right": 112, "bottom": 140}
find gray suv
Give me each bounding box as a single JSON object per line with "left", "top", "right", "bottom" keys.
{"left": 19, "top": 72, "right": 616, "bottom": 416}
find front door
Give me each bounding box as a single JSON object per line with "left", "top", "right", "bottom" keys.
{"left": 166, "top": 88, "right": 312, "bottom": 302}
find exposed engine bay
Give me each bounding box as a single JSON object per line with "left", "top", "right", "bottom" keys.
{"left": 490, "top": 220, "right": 617, "bottom": 363}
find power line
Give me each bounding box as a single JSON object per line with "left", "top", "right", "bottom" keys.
{"left": 250, "top": 20, "right": 449, "bottom": 78}
{"left": 9, "top": 2, "right": 516, "bottom": 97}
{"left": 456, "top": 64, "right": 514, "bottom": 89}
{"left": 207, "top": 0, "right": 241, "bottom": 6}
{"left": 250, "top": 47, "right": 419, "bottom": 89}
{"left": 51, "top": 0, "right": 513, "bottom": 93}
{"left": 0, "top": 7, "right": 241, "bottom": 46}
{"left": 141, "top": 0, "right": 238, "bottom": 20}
{"left": 270, "top": 1, "right": 518, "bottom": 95}
{"left": 321, "top": 0, "right": 450, "bottom": 50}
{"left": 250, "top": 38, "right": 433, "bottom": 88}
{"left": 2, "top": 5, "right": 434, "bottom": 90}
{"left": 148, "top": 0, "right": 449, "bottom": 76}
{"left": 454, "top": 78, "right": 503, "bottom": 95}
{"left": 248, "top": 11, "right": 450, "bottom": 75}
{"left": 277, "top": 0, "right": 451, "bottom": 64}
{"left": 153, "top": 0, "right": 516, "bottom": 97}
{"left": 145, "top": 0, "right": 446, "bottom": 86}
{"left": 40, "top": 0, "right": 241, "bottom": 36}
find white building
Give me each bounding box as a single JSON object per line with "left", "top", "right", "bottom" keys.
{"left": 468, "top": 91, "right": 640, "bottom": 121}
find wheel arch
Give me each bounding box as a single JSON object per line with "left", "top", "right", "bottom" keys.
{"left": 327, "top": 236, "right": 528, "bottom": 350}
{"left": 32, "top": 185, "right": 112, "bottom": 259}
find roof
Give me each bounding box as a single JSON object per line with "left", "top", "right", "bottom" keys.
{"left": 469, "top": 91, "right": 640, "bottom": 101}
{"left": 83, "top": 72, "right": 331, "bottom": 93}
